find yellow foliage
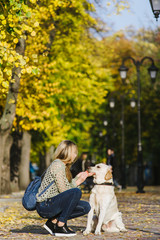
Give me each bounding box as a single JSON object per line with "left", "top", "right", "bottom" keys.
{"left": 2, "top": 81, "right": 9, "bottom": 88}
{"left": 31, "top": 31, "right": 36, "bottom": 37}
{"left": 13, "top": 38, "right": 19, "bottom": 44}
{"left": 0, "top": 0, "right": 133, "bottom": 153}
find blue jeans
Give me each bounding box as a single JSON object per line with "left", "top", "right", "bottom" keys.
{"left": 36, "top": 188, "right": 91, "bottom": 223}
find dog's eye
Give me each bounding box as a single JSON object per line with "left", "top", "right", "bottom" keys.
{"left": 97, "top": 166, "right": 100, "bottom": 168}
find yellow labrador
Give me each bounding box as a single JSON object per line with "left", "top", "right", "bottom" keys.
{"left": 83, "top": 163, "right": 127, "bottom": 235}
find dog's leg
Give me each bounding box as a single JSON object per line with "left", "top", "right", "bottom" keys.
{"left": 103, "top": 221, "right": 120, "bottom": 232}
{"left": 114, "top": 212, "right": 127, "bottom": 232}
{"left": 83, "top": 194, "right": 96, "bottom": 235}
{"left": 95, "top": 199, "right": 111, "bottom": 235}
{"left": 91, "top": 215, "right": 98, "bottom": 232}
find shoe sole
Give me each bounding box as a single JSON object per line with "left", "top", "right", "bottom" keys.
{"left": 43, "top": 224, "right": 54, "bottom": 235}
{"left": 55, "top": 233, "right": 76, "bottom": 237}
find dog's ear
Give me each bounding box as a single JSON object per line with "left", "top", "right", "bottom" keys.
{"left": 105, "top": 170, "right": 112, "bottom": 181}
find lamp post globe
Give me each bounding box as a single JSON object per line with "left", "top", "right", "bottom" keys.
{"left": 99, "top": 132, "right": 103, "bottom": 137}
{"left": 118, "top": 65, "right": 128, "bottom": 83}
{"left": 103, "top": 120, "right": 108, "bottom": 126}
{"left": 148, "top": 63, "right": 159, "bottom": 83}
{"left": 130, "top": 98, "right": 136, "bottom": 108}
{"left": 109, "top": 98, "right": 115, "bottom": 108}
{"left": 149, "top": 0, "right": 160, "bottom": 20}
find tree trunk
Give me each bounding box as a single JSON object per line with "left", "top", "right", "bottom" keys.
{"left": 0, "top": 38, "right": 25, "bottom": 194}
{"left": 45, "top": 145, "right": 54, "bottom": 168}
{"left": 39, "top": 147, "right": 46, "bottom": 176}
{"left": 19, "top": 131, "right": 31, "bottom": 190}
{"left": 10, "top": 131, "right": 23, "bottom": 192}
{"left": 0, "top": 133, "right": 9, "bottom": 194}
{"left": 1, "top": 135, "right": 13, "bottom": 194}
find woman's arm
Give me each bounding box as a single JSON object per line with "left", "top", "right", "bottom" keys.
{"left": 75, "top": 171, "right": 94, "bottom": 186}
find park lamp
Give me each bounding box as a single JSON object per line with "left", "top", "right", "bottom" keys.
{"left": 103, "top": 120, "right": 108, "bottom": 126}
{"left": 109, "top": 98, "right": 115, "bottom": 108}
{"left": 99, "top": 132, "right": 103, "bottom": 137}
{"left": 148, "top": 63, "right": 159, "bottom": 83}
{"left": 118, "top": 64, "right": 128, "bottom": 83}
{"left": 149, "top": 0, "right": 160, "bottom": 21}
{"left": 130, "top": 98, "right": 136, "bottom": 108}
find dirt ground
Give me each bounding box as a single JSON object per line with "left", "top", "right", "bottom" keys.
{"left": 0, "top": 186, "right": 160, "bottom": 240}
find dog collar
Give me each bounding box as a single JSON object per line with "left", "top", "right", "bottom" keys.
{"left": 94, "top": 182, "right": 114, "bottom": 186}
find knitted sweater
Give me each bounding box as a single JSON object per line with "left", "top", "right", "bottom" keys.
{"left": 36, "top": 159, "right": 78, "bottom": 202}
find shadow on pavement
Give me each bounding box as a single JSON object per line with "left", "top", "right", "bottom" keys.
{"left": 129, "top": 227, "right": 160, "bottom": 236}
{"left": 11, "top": 224, "right": 85, "bottom": 235}
{"left": 69, "top": 225, "right": 85, "bottom": 232}
{"left": 11, "top": 225, "right": 48, "bottom": 235}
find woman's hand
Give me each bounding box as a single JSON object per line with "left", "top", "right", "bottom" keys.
{"left": 76, "top": 171, "right": 95, "bottom": 186}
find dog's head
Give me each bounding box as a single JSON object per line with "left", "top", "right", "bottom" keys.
{"left": 88, "top": 163, "right": 112, "bottom": 184}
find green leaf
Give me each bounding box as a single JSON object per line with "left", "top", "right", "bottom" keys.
{"left": 26, "top": 11, "right": 31, "bottom": 18}
{"left": 32, "top": 68, "right": 39, "bottom": 75}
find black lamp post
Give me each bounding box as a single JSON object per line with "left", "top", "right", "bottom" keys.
{"left": 109, "top": 97, "right": 115, "bottom": 149}
{"left": 149, "top": 0, "right": 160, "bottom": 21}
{"left": 119, "top": 56, "right": 158, "bottom": 193}
{"left": 120, "top": 94, "right": 136, "bottom": 189}
{"left": 120, "top": 94, "right": 125, "bottom": 189}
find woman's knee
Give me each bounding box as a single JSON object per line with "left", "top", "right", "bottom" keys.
{"left": 72, "top": 188, "right": 82, "bottom": 199}
{"left": 83, "top": 201, "right": 91, "bottom": 214}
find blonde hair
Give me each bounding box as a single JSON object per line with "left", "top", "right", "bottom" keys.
{"left": 53, "top": 140, "right": 78, "bottom": 182}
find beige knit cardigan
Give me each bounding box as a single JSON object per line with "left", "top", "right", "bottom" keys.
{"left": 36, "top": 159, "right": 78, "bottom": 202}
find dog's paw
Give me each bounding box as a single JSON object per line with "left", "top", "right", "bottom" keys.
{"left": 94, "top": 230, "right": 101, "bottom": 235}
{"left": 120, "top": 228, "right": 127, "bottom": 232}
{"left": 83, "top": 229, "right": 91, "bottom": 235}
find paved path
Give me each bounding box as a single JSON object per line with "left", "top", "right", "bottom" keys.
{"left": 0, "top": 186, "right": 160, "bottom": 239}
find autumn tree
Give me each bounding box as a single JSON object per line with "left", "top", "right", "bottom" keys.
{"left": 0, "top": 0, "right": 130, "bottom": 193}
{"left": 0, "top": 1, "right": 30, "bottom": 193}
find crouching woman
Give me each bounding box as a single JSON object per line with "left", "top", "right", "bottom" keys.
{"left": 36, "top": 140, "right": 93, "bottom": 237}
